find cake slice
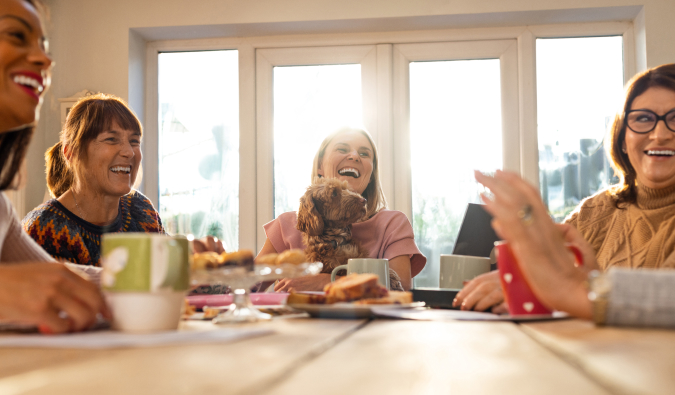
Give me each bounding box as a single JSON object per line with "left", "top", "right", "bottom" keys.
{"left": 323, "top": 274, "right": 388, "bottom": 303}
{"left": 286, "top": 291, "right": 328, "bottom": 305}
{"left": 354, "top": 291, "right": 413, "bottom": 305}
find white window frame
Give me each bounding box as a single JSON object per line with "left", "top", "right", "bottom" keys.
{"left": 392, "top": 39, "right": 519, "bottom": 219}
{"left": 255, "top": 45, "right": 379, "bottom": 248}
{"left": 144, "top": 21, "right": 635, "bottom": 254}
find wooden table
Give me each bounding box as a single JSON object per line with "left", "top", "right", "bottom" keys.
{"left": 0, "top": 317, "right": 673, "bottom": 395}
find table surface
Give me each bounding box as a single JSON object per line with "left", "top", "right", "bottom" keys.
{"left": 1, "top": 316, "right": 673, "bottom": 395}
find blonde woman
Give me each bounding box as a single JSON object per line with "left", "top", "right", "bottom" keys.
{"left": 257, "top": 127, "right": 426, "bottom": 291}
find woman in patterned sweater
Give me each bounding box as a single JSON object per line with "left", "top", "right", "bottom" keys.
{"left": 22, "top": 94, "right": 165, "bottom": 266}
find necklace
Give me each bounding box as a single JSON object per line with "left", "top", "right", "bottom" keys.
{"left": 71, "top": 190, "right": 87, "bottom": 220}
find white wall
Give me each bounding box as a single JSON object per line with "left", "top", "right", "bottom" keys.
{"left": 22, "top": 0, "right": 675, "bottom": 214}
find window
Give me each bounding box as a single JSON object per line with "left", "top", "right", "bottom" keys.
{"left": 409, "top": 59, "right": 503, "bottom": 287}
{"left": 157, "top": 50, "right": 240, "bottom": 250}
{"left": 536, "top": 36, "right": 624, "bottom": 221}
{"left": 393, "top": 40, "right": 518, "bottom": 287}
{"left": 273, "top": 64, "right": 362, "bottom": 217}
{"left": 148, "top": 22, "right": 634, "bottom": 289}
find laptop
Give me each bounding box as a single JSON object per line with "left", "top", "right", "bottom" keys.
{"left": 452, "top": 203, "right": 500, "bottom": 259}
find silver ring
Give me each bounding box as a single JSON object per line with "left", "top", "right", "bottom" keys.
{"left": 517, "top": 204, "right": 534, "bottom": 225}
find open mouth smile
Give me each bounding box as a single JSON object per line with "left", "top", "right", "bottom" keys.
{"left": 338, "top": 167, "right": 360, "bottom": 178}
{"left": 110, "top": 166, "right": 131, "bottom": 175}
{"left": 12, "top": 73, "right": 45, "bottom": 100}
{"left": 645, "top": 150, "right": 675, "bottom": 157}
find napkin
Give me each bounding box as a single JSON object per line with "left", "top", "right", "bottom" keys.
{"left": 0, "top": 327, "right": 272, "bottom": 349}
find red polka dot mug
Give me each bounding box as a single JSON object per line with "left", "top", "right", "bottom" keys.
{"left": 495, "top": 241, "right": 583, "bottom": 315}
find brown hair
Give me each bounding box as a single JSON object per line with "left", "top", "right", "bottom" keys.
{"left": 46, "top": 93, "right": 142, "bottom": 198}
{"left": 310, "top": 127, "right": 387, "bottom": 219}
{"left": 0, "top": 0, "right": 47, "bottom": 191}
{"left": 606, "top": 63, "right": 675, "bottom": 207}
{"left": 0, "top": 128, "right": 33, "bottom": 190}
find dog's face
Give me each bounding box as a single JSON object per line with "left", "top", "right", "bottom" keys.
{"left": 297, "top": 178, "right": 367, "bottom": 236}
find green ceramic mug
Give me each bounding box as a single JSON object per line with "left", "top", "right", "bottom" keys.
{"left": 101, "top": 233, "right": 190, "bottom": 332}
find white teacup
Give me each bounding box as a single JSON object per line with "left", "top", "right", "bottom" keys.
{"left": 439, "top": 254, "right": 491, "bottom": 289}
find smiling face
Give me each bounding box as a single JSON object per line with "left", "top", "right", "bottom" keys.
{"left": 317, "top": 130, "right": 374, "bottom": 195}
{"left": 0, "top": 0, "right": 51, "bottom": 132}
{"left": 76, "top": 120, "right": 142, "bottom": 198}
{"left": 624, "top": 86, "right": 675, "bottom": 190}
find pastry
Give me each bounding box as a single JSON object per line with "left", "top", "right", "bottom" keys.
{"left": 192, "top": 251, "right": 221, "bottom": 270}
{"left": 276, "top": 249, "right": 307, "bottom": 265}
{"left": 354, "top": 291, "right": 413, "bottom": 305}
{"left": 192, "top": 250, "right": 254, "bottom": 271}
{"left": 219, "top": 250, "right": 254, "bottom": 270}
{"left": 323, "top": 273, "right": 388, "bottom": 303}
{"left": 255, "top": 253, "right": 279, "bottom": 265}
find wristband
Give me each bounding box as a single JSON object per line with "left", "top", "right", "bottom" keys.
{"left": 587, "top": 270, "right": 611, "bottom": 326}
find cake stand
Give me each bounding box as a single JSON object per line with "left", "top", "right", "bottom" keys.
{"left": 191, "top": 262, "right": 323, "bottom": 323}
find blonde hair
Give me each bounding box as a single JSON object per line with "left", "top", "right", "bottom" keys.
{"left": 310, "top": 127, "right": 387, "bottom": 219}
{"left": 45, "top": 93, "right": 142, "bottom": 198}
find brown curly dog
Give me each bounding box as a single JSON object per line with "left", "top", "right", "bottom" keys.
{"left": 296, "top": 178, "right": 403, "bottom": 290}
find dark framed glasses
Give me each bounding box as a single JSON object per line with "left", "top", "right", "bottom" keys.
{"left": 625, "top": 109, "right": 675, "bottom": 134}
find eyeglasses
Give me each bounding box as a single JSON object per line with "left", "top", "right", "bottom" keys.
{"left": 624, "top": 109, "right": 675, "bottom": 134}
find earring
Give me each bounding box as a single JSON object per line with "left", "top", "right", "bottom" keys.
{"left": 622, "top": 148, "right": 627, "bottom": 154}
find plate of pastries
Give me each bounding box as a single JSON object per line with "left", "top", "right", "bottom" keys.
{"left": 190, "top": 248, "right": 323, "bottom": 284}
{"left": 286, "top": 273, "right": 424, "bottom": 319}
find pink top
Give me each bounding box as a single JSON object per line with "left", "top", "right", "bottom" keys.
{"left": 263, "top": 209, "right": 426, "bottom": 277}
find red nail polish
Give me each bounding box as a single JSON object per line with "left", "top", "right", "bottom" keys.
{"left": 38, "top": 324, "right": 53, "bottom": 335}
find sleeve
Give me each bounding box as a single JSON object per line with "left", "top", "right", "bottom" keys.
{"left": 263, "top": 212, "right": 304, "bottom": 253}
{"left": 1, "top": 194, "right": 55, "bottom": 263}
{"left": 605, "top": 268, "right": 675, "bottom": 329}
{"left": 380, "top": 212, "right": 426, "bottom": 277}
{"left": 135, "top": 192, "right": 166, "bottom": 234}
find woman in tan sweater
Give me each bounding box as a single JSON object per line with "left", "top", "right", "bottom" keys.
{"left": 456, "top": 63, "right": 675, "bottom": 312}
{"left": 0, "top": 0, "right": 110, "bottom": 333}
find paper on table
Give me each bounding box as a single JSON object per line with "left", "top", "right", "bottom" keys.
{"left": 0, "top": 327, "right": 273, "bottom": 349}
{"left": 371, "top": 307, "right": 569, "bottom": 322}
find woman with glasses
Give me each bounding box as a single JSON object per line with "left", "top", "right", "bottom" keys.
{"left": 475, "top": 170, "right": 675, "bottom": 329}
{"left": 455, "top": 63, "right": 675, "bottom": 313}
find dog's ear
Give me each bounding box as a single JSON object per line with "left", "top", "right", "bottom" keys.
{"left": 297, "top": 193, "right": 324, "bottom": 236}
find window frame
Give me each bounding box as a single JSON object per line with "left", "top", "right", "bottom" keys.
{"left": 144, "top": 21, "right": 635, "bottom": 254}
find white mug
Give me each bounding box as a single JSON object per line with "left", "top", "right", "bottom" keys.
{"left": 439, "top": 254, "right": 491, "bottom": 289}
{"left": 331, "top": 258, "right": 390, "bottom": 289}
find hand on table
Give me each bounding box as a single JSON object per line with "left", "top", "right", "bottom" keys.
{"left": 474, "top": 170, "right": 592, "bottom": 319}
{"left": 452, "top": 270, "right": 507, "bottom": 314}
{"left": 0, "top": 263, "right": 111, "bottom": 334}
{"left": 191, "top": 236, "right": 226, "bottom": 254}
{"left": 274, "top": 273, "right": 332, "bottom": 292}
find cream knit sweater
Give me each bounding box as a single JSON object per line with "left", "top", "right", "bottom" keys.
{"left": 565, "top": 184, "right": 675, "bottom": 270}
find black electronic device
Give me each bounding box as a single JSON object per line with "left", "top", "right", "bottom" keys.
{"left": 452, "top": 203, "right": 500, "bottom": 259}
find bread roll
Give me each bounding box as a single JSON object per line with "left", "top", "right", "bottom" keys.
{"left": 276, "top": 249, "right": 307, "bottom": 265}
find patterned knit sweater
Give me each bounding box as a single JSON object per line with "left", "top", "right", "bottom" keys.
{"left": 22, "top": 191, "right": 165, "bottom": 267}
{"left": 565, "top": 183, "right": 675, "bottom": 270}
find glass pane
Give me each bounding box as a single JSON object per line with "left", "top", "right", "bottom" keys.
{"left": 537, "top": 37, "right": 624, "bottom": 221}
{"left": 410, "top": 59, "right": 503, "bottom": 288}
{"left": 273, "top": 64, "right": 362, "bottom": 217}
{"left": 158, "top": 50, "right": 239, "bottom": 250}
